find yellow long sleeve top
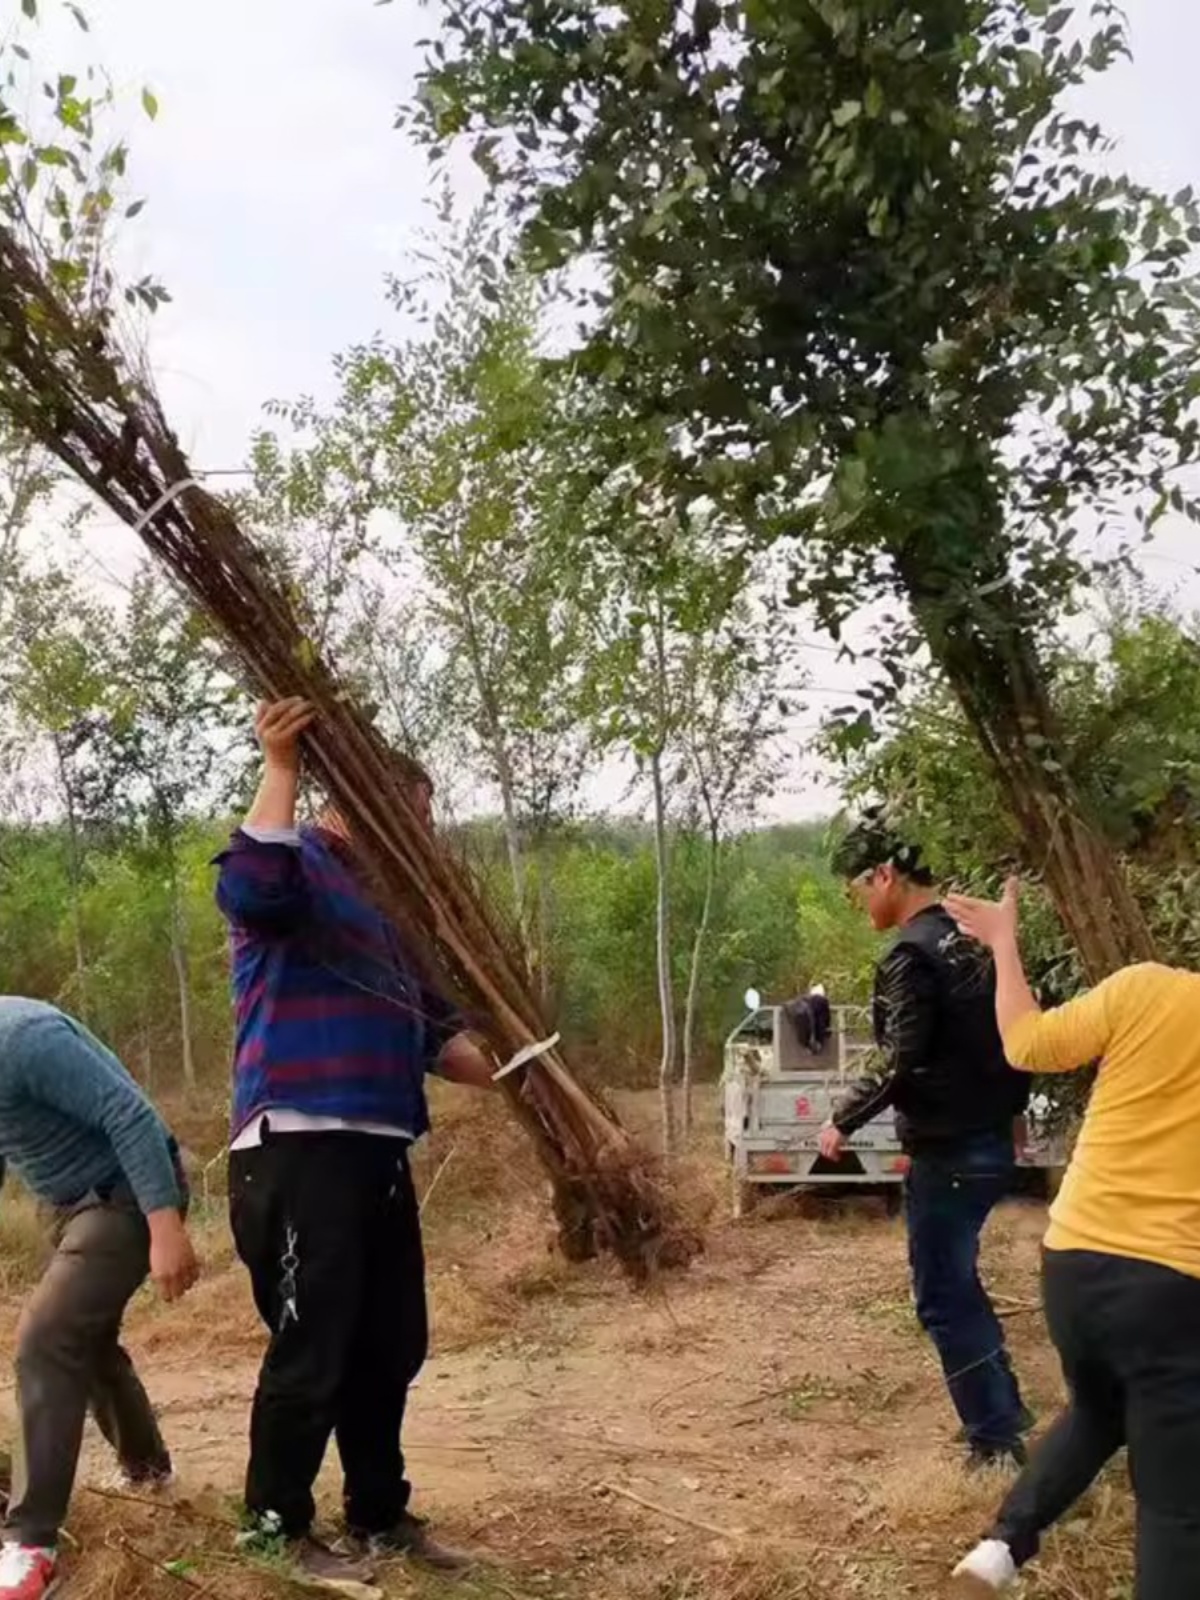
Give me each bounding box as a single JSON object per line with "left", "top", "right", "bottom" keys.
{"left": 1004, "top": 963, "right": 1200, "bottom": 1281}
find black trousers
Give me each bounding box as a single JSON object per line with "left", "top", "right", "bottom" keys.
{"left": 992, "top": 1249, "right": 1200, "bottom": 1599}
{"left": 229, "top": 1131, "right": 428, "bottom": 1538}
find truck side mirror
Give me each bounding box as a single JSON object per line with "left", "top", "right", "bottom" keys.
{"left": 744, "top": 988, "right": 761, "bottom": 1012}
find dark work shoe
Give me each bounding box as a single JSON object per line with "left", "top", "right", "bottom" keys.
{"left": 236, "top": 1521, "right": 380, "bottom": 1600}
{"left": 966, "top": 1440, "right": 1027, "bottom": 1475}
{"left": 955, "top": 1405, "right": 1035, "bottom": 1445}
{"left": 356, "top": 1513, "right": 474, "bottom": 1574}
{"left": 286, "top": 1539, "right": 381, "bottom": 1599}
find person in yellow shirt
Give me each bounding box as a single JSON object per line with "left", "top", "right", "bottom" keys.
{"left": 943, "top": 880, "right": 1200, "bottom": 1600}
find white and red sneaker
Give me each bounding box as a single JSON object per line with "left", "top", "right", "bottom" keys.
{"left": 0, "top": 1544, "right": 58, "bottom": 1600}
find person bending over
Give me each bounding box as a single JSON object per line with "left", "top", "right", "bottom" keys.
{"left": 0, "top": 998, "right": 197, "bottom": 1600}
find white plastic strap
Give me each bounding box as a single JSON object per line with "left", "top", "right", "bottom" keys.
{"left": 493, "top": 1032, "right": 561, "bottom": 1082}
{"left": 132, "top": 477, "right": 199, "bottom": 536}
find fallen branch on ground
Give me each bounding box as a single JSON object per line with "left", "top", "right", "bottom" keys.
{"left": 83, "top": 1484, "right": 239, "bottom": 1528}
{"left": 418, "top": 1145, "right": 458, "bottom": 1218}
{"left": 115, "top": 1537, "right": 224, "bottom": 1598}
{"left": 996, "top": 1300, "right": 1042, "bottom": 1318}
{"left": 597, "top": 1482, "right": 744, "bottom": 1540}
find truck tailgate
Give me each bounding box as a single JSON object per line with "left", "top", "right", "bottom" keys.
{"left": 754, "top": 1076, "right": 900, "bottom": 1148}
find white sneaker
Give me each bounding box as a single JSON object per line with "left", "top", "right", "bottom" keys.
{"left": 0, "top": 1543, "right": 58, "bottom": 1600}
{"left": 949, "top": 1540, "right": 1017, "bottom": 1595}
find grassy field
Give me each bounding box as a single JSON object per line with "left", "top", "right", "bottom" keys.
{"left": 0, "top": 1090, "right": 1135, "bottom": 1600}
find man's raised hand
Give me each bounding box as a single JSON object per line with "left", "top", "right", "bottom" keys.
{"left": 255, "top": 698, "right": 316, "bottom": 772}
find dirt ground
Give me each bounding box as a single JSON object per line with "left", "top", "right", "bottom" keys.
{"left": 0, "top": 1093, "right": 1136, "bottom": 1600}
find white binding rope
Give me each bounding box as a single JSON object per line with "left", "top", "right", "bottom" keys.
{"left": 493, "top": 1032, "right": 561, "bottom": 1082}
{"left": 131, "top": 477, "right": 200, "bottom": 537}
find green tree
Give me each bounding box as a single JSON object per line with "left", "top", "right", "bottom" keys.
{"left": 249, "top": 211, "right": 592, "bottom": 988}
{"left": 5, "top": 569, "right": 117, "bottom": 1020}
{"left": 79, "top": 567, "right": 248, "bottom": 1088}
{"left": 577, "top": 490, "right": 780, "bottom": 1150}
{"left": 4, "top": 560, "right": 246, "bottom": 1080}
{"left": 0, "top": 434, "right": 55, "bottom": 631}
{"left": 338, "top": 585, "right": 462, "bottom": 807}
{"left": 676, "top": 593, "right": 789, "bottom": 1134}
{"left": 839, "top": 592, "right": 1200, "bottom": 997}
{"left": 414, "top": 0, "right": 1200, "bottom": 980}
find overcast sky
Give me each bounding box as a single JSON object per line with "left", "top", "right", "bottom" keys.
{"left": 22, "top": 0, "right": 1200, "bottom": 819}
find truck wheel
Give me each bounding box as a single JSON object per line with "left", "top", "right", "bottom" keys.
{"left": 883, "top": 1186, "right": 904, "bottom": 1218}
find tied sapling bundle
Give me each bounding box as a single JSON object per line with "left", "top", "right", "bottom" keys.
{"left": 0, "top": 54, "right": 698, "bottom": 1279}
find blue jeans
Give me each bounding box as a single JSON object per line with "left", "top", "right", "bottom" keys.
{"left": 905, "top": 1129, "right": 1026, "bottom": 1451}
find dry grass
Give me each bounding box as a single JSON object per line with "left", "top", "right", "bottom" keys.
{"left": 0, "top": 1187, "right": 49, "bottom": 1297}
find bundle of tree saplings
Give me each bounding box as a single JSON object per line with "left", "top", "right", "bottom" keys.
{"left": 0, "top": 218, "right": 698, "bottom": 1280}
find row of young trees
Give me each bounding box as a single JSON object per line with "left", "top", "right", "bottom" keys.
{"left": 0, "top": 557, "right": 249, "bottom": 1085}
{"left": 0, "top": 805, "right": 864, "bottom": 1102}
{"left": 227, "top": 210, "right": 799, "bottom": 1146}
{"left": 4, "top": 0, "right": 1200, "bottom": 1152}
{"left": 0, "top": 38, "right": 801, "bottom": 1146}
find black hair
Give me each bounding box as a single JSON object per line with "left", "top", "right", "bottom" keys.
{"left": 830, "top": 813, "right": 935, "bottom": 886}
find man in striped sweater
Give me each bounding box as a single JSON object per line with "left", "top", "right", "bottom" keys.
{"left": 215, "top": 700, "right": 495, "bottom": 1593}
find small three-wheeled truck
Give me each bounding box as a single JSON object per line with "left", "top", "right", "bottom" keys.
{"left": 722, "top": 990, "right": 1065, "bottom": 1217}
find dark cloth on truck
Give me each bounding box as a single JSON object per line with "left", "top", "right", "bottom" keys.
{"left": 783, "top": 990, "right": 831, "bottom": 1054}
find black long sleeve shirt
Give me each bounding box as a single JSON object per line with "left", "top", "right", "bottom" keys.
{"left": 833, "top": 905, "right": 1029, "bottom": 1154}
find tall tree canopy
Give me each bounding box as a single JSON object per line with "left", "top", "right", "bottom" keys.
{"left": 413, "top": 0, "right": 1200, "bottom": 977}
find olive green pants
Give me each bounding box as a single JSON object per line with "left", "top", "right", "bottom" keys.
{"left": 4, "top": 1192, "right": 170, "bottom": 1548}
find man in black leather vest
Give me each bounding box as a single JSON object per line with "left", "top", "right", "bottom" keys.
{"left": 819, "top": 819, "right": 1031, "bottom": 1468}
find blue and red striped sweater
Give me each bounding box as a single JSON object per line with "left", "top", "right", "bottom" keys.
{"left": 214, "top": 827, "right": 457, "bottom": 1139}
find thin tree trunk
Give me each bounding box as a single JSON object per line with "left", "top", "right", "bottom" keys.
{"left": 54, "top": 735, "right": 88, "bottom": 1023}
{"left": 681, "top": 822, "right": 719, "bottom": 1142}
{"left": 494, "top": 747, "right": 528, "bottom": 933}
{"left": 533, "top": 842, "right": 554, "bottom": 1011}
{"left": 650, "top": 748, "right": 678, "bottom": 1156}
{"left": 139, "top": 991, "right": 155, "bottom": 1090}
{"left": 170, "top": 893, "right": 196, "bottom": 1091}
{"left": 163, "top": 831, "right": 196, "bottom": 1091}
{"left": 457, "top": 591, "right": 532, "bottom": 954}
